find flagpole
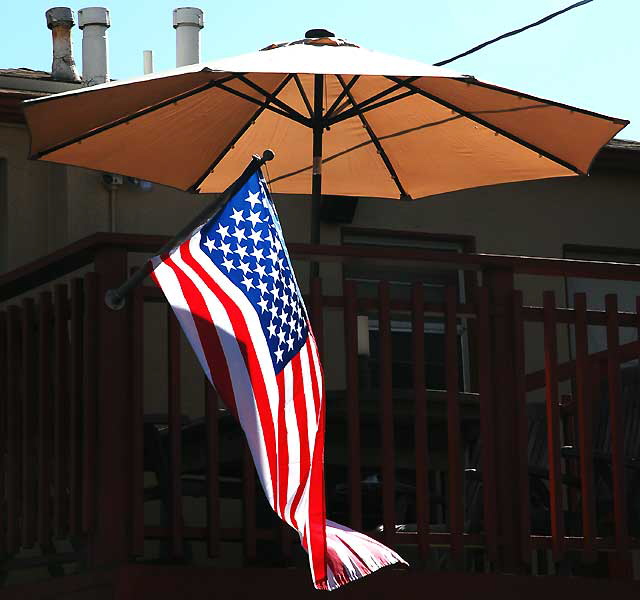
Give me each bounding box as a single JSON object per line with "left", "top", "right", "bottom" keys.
{"left": 104, "top": 149, "right": 275, "bottom": 310}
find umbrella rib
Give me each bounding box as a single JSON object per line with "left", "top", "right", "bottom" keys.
{"left": 235, "top": 74, "right": 311, "bottom": 126}
{"left": 325, "top": 78, "right": 420, "bottom": 126}
{"left": 326, "top": 89, "right": 416, "bottom": 127}
{"left": 216, "top": 81, "right": 311, "bottom": 127}
{"left": 188, "top": 75, "right": 294, "bottom": 193}
{"left": 324, "top": 75, "right": 360, "bottom": 121}
{"left": 385, "top": 76, "right": 585, "bottom": 175}
{"left": 336, "top": 75, "right": 410, "bottom": 200}
{"left": 292, "top": 74, "right": 313, "bottom": 118}
{"left": 30, "top": 74, "right": 241, "bottom": 160}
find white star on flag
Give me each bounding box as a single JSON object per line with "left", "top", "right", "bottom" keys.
{"left": 230, "top": 207, "right": 245, "bottom": 225}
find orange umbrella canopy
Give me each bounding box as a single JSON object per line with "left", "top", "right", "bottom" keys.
{"left": 24, "top": 33, "right": 628, "bottom": 200}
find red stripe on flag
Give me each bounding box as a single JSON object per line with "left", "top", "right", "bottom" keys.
{"left": 276, "top": 369, "right": 288, "bottom": 519}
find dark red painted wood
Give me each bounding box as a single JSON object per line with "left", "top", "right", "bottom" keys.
{"left": 90, "top": 247, "right": 132, "bottom": 567}
{"left": 0, "top": 311, "right": 6, "bottom": 553}
{"left": 344, "top": 279, "right": 362, "bottom": 530}
{"left": 82, "top": 273, "right": 98, "bottom": 535}
{"left": 476, "top": 286, "right": 497, "bottom": 562}
{"left": 605, "top": 294, "right": 629, "bottom": 554}
{"left": 21, "top": 297, "right": 37, "bottom": 548}
{"left": 6, "top": 305, "right": 21, "bottom": 553}
{"left": 69, "top": 279, "right": 84, "bottom": 538}
{"left": 204, "top": 379, "right": 220, "bottom": 558}
{"left": 243, "top": 439, "right": 257, "bottom": 561}
{"left": 512, "top": 291, "right": 531, "bottom": 565}
{"left": 37, "top": 292, "right": 52, "bottom": 547}
{"left": 310, "top": 277, "right": 323, "bottom": 358}
{"left": 9, "top": 233, "right": 640, "bottom": 304}
{"left": 167, "top": 307, "right": 184, "bottom": 558}
{"left": 378, "top": 280, "right": 396, "bottom": 548}
{"left": 484, "top": 268, "right": 521, "bottom": 571}
{"left": 411, "top": 283, "right": 429, "bottom": 559}
{"left": 573, "top": 293, "right": 596, "bottom": 562}
{"left": 542, "top": 291, "right": 565, "bottom": 561}
{"left": 53, "top": 284, "right": 69, "bottom": 538}
{"left": 445, "top": 286, "right": 463, "bottom": 565}
{"left": 130, "top": 287, "right": 145, "bottom": 556}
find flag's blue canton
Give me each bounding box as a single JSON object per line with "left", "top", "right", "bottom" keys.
{"left": 199, "top": 171, "right": 308, "bottom": 373}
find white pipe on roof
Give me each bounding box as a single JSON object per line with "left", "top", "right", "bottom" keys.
{"left": 143, "top": 50, "right": 154, "bottom": 75}
{"left": 173, "top": 7, "right": 204, "bottom": 67}
{"left": 78, "top": 7, "right": 110, "bottom": 86}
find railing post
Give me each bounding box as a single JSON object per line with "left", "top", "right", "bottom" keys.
{"left": 86, "top": 247, "right": 133, "bottom": 568}
{"left": 483, "top": 267, "right": 525, "bottom": 572}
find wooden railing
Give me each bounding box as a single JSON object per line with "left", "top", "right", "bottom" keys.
{"left": 1, "top": 233, "right": 639, "bottom": 582}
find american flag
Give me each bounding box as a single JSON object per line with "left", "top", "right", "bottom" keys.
{"left": 150, "top": 169, "right": 406, "bottom": 590}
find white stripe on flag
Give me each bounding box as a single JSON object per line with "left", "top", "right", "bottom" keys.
{"left": 283, "top": 361, "right": 300, "bottom": 526}
{"left": 151, "top": 258, "right": 212, "bottom": 382}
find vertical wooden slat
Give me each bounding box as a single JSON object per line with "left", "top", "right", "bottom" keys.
{"left": 574, "top": 293, "right": 596, "bottom": 562}
{"left": 542, "top": 291, "right": 565, "bottom": 561}
{"left": 411, "top": 283, "right": 429, "bottom": 559}
{"left": 7, "top": 305, "right": 21, "bottom": 553}
{"left": 243, "top": 439, "right": 257, "bottom": 561}
{"left": 130, "top": 286, "right": 144, "bottom": 555}
{"left": 344, "top": 279, "right": 362, "bottom": 530}
{"left": 605, "top": 294, "right": 628, "bottom": 554}
{"left": 477, "top": 286, "right": 498, "bottom": 562}
{"left": 378, "top": 280, "right": 395, "bottom": 548}
{"left": 445, "top": 286, "right": 463, "bottom": 565}
{"left": 82, "top": 273, "right": 98, "bottom": 534}
{"left": 205, "top": 379, "right": 220, "bottom": 558}
{"left": 484, "top": 268, "right": 519, "bottom": 572}
{"left": 512, "top": 290, "right": 531, "bottom": 564}
{"left": 167, "top": 307, "right": 184, "bottom": 558}
{"left": 53, "top": 284, "right": 69, "bottom": 537}
{"left": 37, "top": 292, "right": 53, "bottom": 547}
{"left": 21, "top": 298, "right": 37, "bottom": 548}
{"left": 310, "top": 277, "right": 323, "bottom": 358}
{"left": 0, "top": 311, "right": 6, "bottom": 554}
{"left": 69, "top": 279, "right": 83, "bottom": 538}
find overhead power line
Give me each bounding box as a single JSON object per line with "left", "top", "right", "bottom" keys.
{"left": 434, "top": 0, "right": 594, "bottom": 67}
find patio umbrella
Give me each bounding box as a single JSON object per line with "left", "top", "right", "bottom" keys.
{"left": 23, "top": 28, "right": 628, "bottom": 246}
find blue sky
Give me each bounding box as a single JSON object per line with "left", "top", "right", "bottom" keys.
{"left": 1, "top": 0, "right": 638, "bottom": 140}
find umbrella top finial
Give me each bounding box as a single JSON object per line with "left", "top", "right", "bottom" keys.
{"left": 305, "top": 28, "right": 335, "bottom": 38}
{"left": 261, "top": 30, "right": 358, "bottom": 51}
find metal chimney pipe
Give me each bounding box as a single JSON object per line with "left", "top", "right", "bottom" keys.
{"left": 173, "top": 7, "right": 204, "bottom": 67}
{"left": 45, "top": 7, "right": 81, "bottom": 82}
{"left": 78, "top": 7, "right": 110, "bottom": 85}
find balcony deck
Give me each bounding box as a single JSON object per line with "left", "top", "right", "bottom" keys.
{"left": 1, "top": 233, "right": 640, "bottom": 596}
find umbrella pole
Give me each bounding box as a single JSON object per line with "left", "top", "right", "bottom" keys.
{"left": 310, "top": 73, "right": 324, "bottom": 280}
{"left": 104, "top": 149, "right": 275, "bottom": 310}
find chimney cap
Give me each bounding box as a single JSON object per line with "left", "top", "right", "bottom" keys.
{"left": 46, "top": 7, "right": 75, "bottom": 29}
{"left": 173, "top": 7, "right": 204, "bottom": 29}
{"left": 78, "top": 6, "right": 110, "bottom": 29}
